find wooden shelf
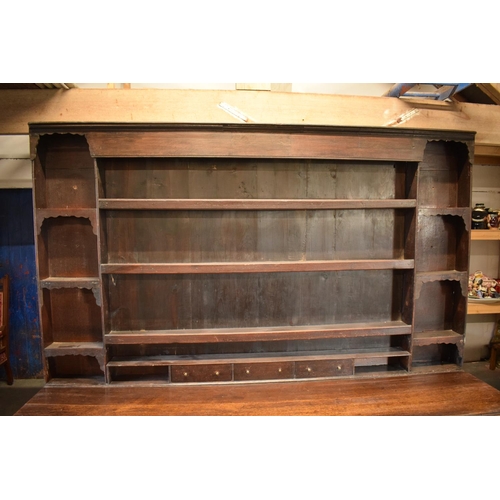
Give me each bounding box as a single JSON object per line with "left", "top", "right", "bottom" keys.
{"left": 99, "top": 198, "right": 417, "bottom": 211}
{"left": 413, "top": 330, "right": 464, "bottom": 346}
{"left": 416, "top": 270, "right": 468, "bottom": 282}
{"left": 467, "top": 300, "right": 500, "bottom": 315}
{"left": 418, "top": 207, "right": 470, "bottom": 217}
{"left": 471, "top": 230, "right": 500, "bottom": 240}
{"left": 36, "top": 208, "right": 96, "bottom": 218}
{"left": 354, "top": 366, "right": 409, "bottom": 378}
{"left": 472, "top": 187, "right": 500, "bottom": 193}
{"left": 410, "top": 364, "right": 462, "bottom": 374}
{"left": 35, "top": 208, "right": 97, "bottom": 236}
{"left": 101, "top": 259, "right": 415, "bottom": 275}
{"left": 45, "top": 342, "right": 106, "bottom": 374}
{"left": 107, "top": 347, "right": 411, "bottom": 367}
{"left": 45, "top": 342, "right": 104, "bottom": 357}
{"left": 40, "top": 277, "right": 100, "bottom": 289}
{"left": 105, "top": 321, "right": 412, "bottom": 345}
{"left": 45, "top": 377, "right": 106, "bottom": 387}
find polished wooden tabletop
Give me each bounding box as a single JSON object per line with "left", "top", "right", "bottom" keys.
{"left": 14, "top": 371, "right": 500, "bottom": 416}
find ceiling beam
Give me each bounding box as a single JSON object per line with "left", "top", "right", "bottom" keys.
{"left": 2, "top": 88, "right": 500, "bottom": 151}
{"left": 476, "top": 83, "right": 500, "bottom": 105}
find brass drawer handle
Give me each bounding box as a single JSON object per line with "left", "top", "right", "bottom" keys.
{"left": 246, "top": 369, "right": 250, "bottom": 374}
{"left": 307, "top": 367, "right": 312, "bottom": 372}
{"left": 183, "top": 372, "right": 188, "bottom": 377}
{"left": 215, "top": 371, "right": 220, "bottom": 376}
{"left": 337, "top": 365, "right": 343, "bottom": 371}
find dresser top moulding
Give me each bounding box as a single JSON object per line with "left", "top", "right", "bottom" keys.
{"left": 28, "top": 123, "right": 476, "bottom": 163}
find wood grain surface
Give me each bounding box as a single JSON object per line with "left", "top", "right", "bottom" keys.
{"left": 1, "top": 89, "right": 491, "bottom": 147}
{"left": 27, "top": 123, "right": 476, "bottom": 384}
{"left": 15, "top": 371, "right": 500, "bottom": 416}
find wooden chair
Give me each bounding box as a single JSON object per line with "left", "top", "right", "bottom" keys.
{"left": 0, "top": 275, "right": 13, "bottom": 385}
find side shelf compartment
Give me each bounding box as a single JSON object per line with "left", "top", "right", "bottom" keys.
{"left": 409, "top": 139, "right": 471, "bottom": 373}
{"left": 33, "top": 134, "right": 96, "bottom": 209}
{"left": 412, "top": 330, "right": 464, "bottom": 373}
{"left": 411, "top": 278, "right": 466, "bottom": 372}
{"left": 39, "top": 275, "right": 105, "bottom": 383}
{"left": 32, "top": 132, "right": 104, "bottom": 383}
{"left": 37, "top": 217, "right": 98, "bottom": 279}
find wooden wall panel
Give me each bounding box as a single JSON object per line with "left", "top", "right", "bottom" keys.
{"left": 99, "top": 158, "right": 402, "bottom": 199}
{"left": 105, "top": 270, "right": 400, "bottom": 333}
{"left": 86, "top": 130, "right": 426, "bottom": 161}
{"left": 104, "top": 209, "right": 405, "bottom": 263}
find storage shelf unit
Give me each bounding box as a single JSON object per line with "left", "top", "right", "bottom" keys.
{"left": 106, "top": 348, "right": 411, "bottom": 385}
{"left": 468, "top": 231, "right": 500, "bottom": 313}
{"left": 467, "top": 169, "right": 500, "bottom": 335}
{"left": 30, "top": 123, "right": 474, "bottom": 385}
{"left": 469, "top": 228, "right": 500, "bottom": 316}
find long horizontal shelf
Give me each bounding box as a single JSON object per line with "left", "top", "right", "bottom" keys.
{"left": 44, "top": 342, "right": 104, "bottom": 357}
{"left": 413, "top": 330, "right": 464, "bottom": 347}
{"left": 467, "top": 300, "right": 500, "bottom": 315}
{"left": 107, "top": 347, "right": 411, "bottom": 367}
{"left": 99, "top": 198, "right": 417, "bottom": 210}
{"left": 471, "top": 230, "right": 500, "bottom": 240}
{"left": 102, "top": 259, "right": 414, "bottom": 275}
{"left": 40, "top": 277, "right": 100, "bottom": 289}
{"left": 105, "top": 321, "right": 412, "bottom": 344}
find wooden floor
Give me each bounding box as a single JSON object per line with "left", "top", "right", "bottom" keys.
{"left": 14, "top": 371, "right": 500, "bottom": 416}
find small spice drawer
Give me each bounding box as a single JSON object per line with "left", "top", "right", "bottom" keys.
{"left": 171, "top": 364, "right": 232, "bottom": 383}
{"left": 295, "top": 359, "right": 354, "bottom": 379}
{"left": 234, "top": 361, "right": 294, "bottom": 381}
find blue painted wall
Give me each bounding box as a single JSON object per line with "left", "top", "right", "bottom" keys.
{"left": 0, "top": 189, "right": 43, "bottom": 379}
